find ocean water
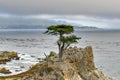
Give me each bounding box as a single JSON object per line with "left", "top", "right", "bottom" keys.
{"left": 0, "top": 29, "right": 119, "bottom": 80}
{"left": 76, "top": 29, "right": 120, "bottom": 80}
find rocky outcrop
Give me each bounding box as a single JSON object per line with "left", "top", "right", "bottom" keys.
{"left": 0, "top": 67, "right": 11, "bottom": 74}
{"left": 63, "top": 46, "right": 112, "bottom": 80}
{"left": 42, "top": 46, "right": 112, "bottom": 80}
{"left": 1, "top": 46, "right": 113, "bottom": 80}
{"left": 0, "top": 51, "right": 19, "bottom": 64}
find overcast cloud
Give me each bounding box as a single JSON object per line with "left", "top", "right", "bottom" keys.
{"left": 0, "top": 0, "right": 120, "bottom": 28}
{"left": 0, "top": 0, "right": 120, "bottom": 17}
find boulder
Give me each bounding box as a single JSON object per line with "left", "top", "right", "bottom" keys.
{"left": 0, "top": 68, "right": 11, "bottom": 74}
{"left": 0, "top": 51, "right": 19, "bottom": 64}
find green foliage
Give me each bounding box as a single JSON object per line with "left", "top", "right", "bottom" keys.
{"left": 60, "top": 35, "right": 81, "bottom": 43}
{"left": 12, "top": 78, "right": 18, "bottom": 80}
{"left": 45, "top": 24, "right": 74, "bottom": 35}
{"left": 45, "top": 24, "right": 80, "bottom": 61}
{"left": 48, "top": 51, "right": 56, "bottom": 57}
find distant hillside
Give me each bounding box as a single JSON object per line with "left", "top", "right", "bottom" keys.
{"left": 75, "top": 26, "right": 101, "bottom": 30}
{"left": 0, "top": 24, "right": 45, "bottom": 29}
{"left": 0, "top": 19, "right": 62, "bottom": 29}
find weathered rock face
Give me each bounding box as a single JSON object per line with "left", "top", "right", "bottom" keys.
{"left": 48, "top": 46, "right": 112, "bottom": 80}
{"left": 63, "top": 46, "right": 95, "bottom": 72}
{"left": 0, "top": 51, "right": 19, "bottom": 64}
{"left": 3, "top": 46, "right": 113, "bottom": 80}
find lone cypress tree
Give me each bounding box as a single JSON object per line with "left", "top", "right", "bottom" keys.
{"left": 45, "top": 24, "right": 80, "bottom": 61}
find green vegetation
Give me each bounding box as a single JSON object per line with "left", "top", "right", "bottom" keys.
{"left": 48, "top": 51, "right": 56, "bottom": 57}
{"left": 12, "top": 78, "right": 18, "bottom": 80}
{"left": 45, "top": 24, "right": 80, "bottom": 61}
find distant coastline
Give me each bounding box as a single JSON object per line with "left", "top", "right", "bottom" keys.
{"left": 77, "top": 26, "right": 100, "bottom": 29}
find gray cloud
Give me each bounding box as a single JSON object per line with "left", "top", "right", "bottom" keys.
{"left": 1, "top": 0, "right": 120, "bottom": 29}
{"left": 0, "top": 0, "right": 120, "bottom": 18}
{"left": 0, "top": 14, "right": 119, "bottom": 29}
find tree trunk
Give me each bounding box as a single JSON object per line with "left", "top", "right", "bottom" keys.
{"left": 59, "top": 49, "right": 63, "bottom": 61}
{"left": 59, "top": 43, "right": 64, "bottom": 61}
{"left": 58, "top": 33, "right": 64, "bottom": 61}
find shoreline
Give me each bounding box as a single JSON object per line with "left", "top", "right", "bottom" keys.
{"left": 0, "top": 46, "right": 115, "bottom": 80}
{"left": 0, "top": 30, "right": 119, "bottom": 79}
{"left": 0, "top": 52, "right": 39, "bottom": 76}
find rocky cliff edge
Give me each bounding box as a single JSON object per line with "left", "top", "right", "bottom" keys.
{"left": 0, "top": 46, "right": 114, "bottom": 80}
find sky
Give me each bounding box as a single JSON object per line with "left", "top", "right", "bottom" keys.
{"left": 0, "top": 0, "right": 120, "bottom": 29}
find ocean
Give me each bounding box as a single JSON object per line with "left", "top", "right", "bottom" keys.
{"left": 0, "top": 29, "right": 119, "bottom": 80}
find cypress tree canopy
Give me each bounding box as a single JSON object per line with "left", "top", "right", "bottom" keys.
{"left": 46, "top": 24, "right": 74, "bottom": 35}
